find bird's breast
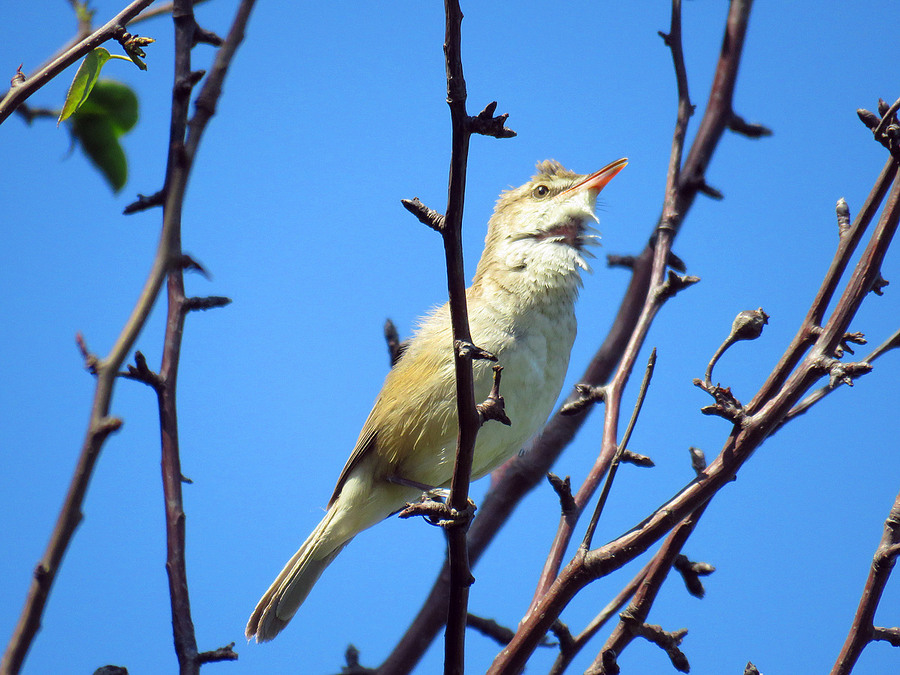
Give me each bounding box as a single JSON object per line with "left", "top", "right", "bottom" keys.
{"left": 466, "top": 297, "right": 577, "bottom": 479}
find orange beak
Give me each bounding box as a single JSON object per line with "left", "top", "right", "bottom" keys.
{"left": 561, "top": 157, "right": 628, "bottom": 196}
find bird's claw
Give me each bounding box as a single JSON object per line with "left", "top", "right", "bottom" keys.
{"left": 398, "top": 494, "right": 476, "bottom": 529}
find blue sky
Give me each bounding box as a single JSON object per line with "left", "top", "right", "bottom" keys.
{"left": 2, "top": 1, "right": 899, "bottom": 674}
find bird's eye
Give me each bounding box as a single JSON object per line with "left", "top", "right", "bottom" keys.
{"left": 532, "top": 184, "right": 550, "bottom": 199}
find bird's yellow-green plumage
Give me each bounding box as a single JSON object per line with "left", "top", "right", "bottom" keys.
{"left": 246, "top": 157, "right": 626, "bottom": 642}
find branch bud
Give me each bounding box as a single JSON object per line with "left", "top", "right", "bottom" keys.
{"left": 836, "top": 197, "right": 851, "bottom": 235}
{"left": 729, "top": 308, "right": 769, "bottom": 342}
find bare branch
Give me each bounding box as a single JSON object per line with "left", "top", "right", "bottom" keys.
{"left": 123, "top": 190, "right": 166, "bottom": 214}
{"left": 581, "top": 348, "right": 657, "bottom": 551}
{"left": 831, "top": 484, "right": 900, "bottom": 673}
{"left": 154, "top": 2, "right": 255, "bottom": 672}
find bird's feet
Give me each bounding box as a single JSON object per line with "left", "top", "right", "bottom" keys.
{"left": 398, "top": 493, "right": 476, "bottom": 529}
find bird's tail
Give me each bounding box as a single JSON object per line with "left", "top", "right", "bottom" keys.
{"left": 245, "top": 504, "right": 349, "bottom": 642}
{"left": 246, "top": 474, "right": 418, "bottom": 642}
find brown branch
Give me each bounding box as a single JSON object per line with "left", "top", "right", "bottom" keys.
{"left": 383, "top": 318, "right": 406, "bottom": 367}
{"left": 124, "top": 190, "right": 166, "bottom": 214}
{"left": 747, "top": 153, "right": 898, "bottom": 413}
{"left": 401, "top": 197, "right": 445, "bottom": 232}
{"left": 397, "top": 2, "right": 513, "bottom": 672}
{"left": 0, "top": 0, "right": 157, "bottom": 125}
{"left": 550, "top": 453, "right": 708, "bottom": 674}
{"left": 548, "top": 564, "right": 648, "bottom": 675}
{"left": 438, "top": 2, "right": 481, "bottom": 671}
{"left": 465, "top": 615, "right": 517, "bottom": 647}
{"left": 590, "top": 503, "right": 711, "bottom": 674}
{"left": 780, "top": 326, "right": 900, "bottom": 426}
{"left": 658, "top": 0, "right": 693, "bottom": 235}
{"left": 0, "top": 1, "right": 254, "bottom": 673}
{"left": 196, "top": 643, "right": 238, "bottom": 665}
{"left": 580, "top": 349, "right": 657, "bottom": 551}
{"left": 155, "top": 1, "right": 255, "bottom": 673}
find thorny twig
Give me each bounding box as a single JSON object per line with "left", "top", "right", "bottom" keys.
{"left": 397, "top": 2, "right": 516, "bottom": 673}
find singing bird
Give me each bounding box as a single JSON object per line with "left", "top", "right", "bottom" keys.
{"left": 246, "top": 158, "right": 627, "bottom": 642}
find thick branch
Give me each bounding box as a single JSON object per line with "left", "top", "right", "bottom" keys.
{"left": 591, "top": 503, "right": 710, "bottom": 674}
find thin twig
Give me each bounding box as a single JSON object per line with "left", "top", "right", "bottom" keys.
{"left": 581, "top": 348, "right": 657, "bottom": 551}
{"left": 831, "top": 487, "right": 900, "bottom": 674}
{"left": 658, "top": 0, "right": 693, "bottom": 234}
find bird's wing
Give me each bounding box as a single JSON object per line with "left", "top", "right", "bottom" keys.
{"left": 327, "top": 420, "right": 377, "bottom": 508}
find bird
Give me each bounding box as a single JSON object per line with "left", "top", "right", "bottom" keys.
{"left": 246, "top": 157, "right": 627, "bottom": 642}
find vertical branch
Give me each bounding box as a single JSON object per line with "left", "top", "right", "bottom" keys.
{"left": 659, "top": 0, "right": 692, "bottom": 234}
{"left": 156, "top": 1, "right": 254, "bottom": 673}
{"left": 157, "top": 2, "right": 199, "bottom": 670}
{"left": 440, "top": 3, "right": 480, "bottom": 673}
{"left": 397, "top": 4, "right": 515, "bottom": 673}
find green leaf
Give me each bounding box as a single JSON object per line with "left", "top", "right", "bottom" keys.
{"left": 78, "top": 80, "right": 139, "bottom": 133}
{"left": 69, "top": 80, "right": 140, "bottom": 192}
{"left": 72, "top": 115, "right": 127, "bottom": 192}
{"left": 58, "top": 48, "right": 112, "bottom": 125}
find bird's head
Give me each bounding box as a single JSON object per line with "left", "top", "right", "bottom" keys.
{"left": 474, "top": 158, "right": 627, "bottom": 293}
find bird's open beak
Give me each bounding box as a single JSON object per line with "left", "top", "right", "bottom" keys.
{"left": 561, "top": 157, "right": 628, "bottom": 196}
